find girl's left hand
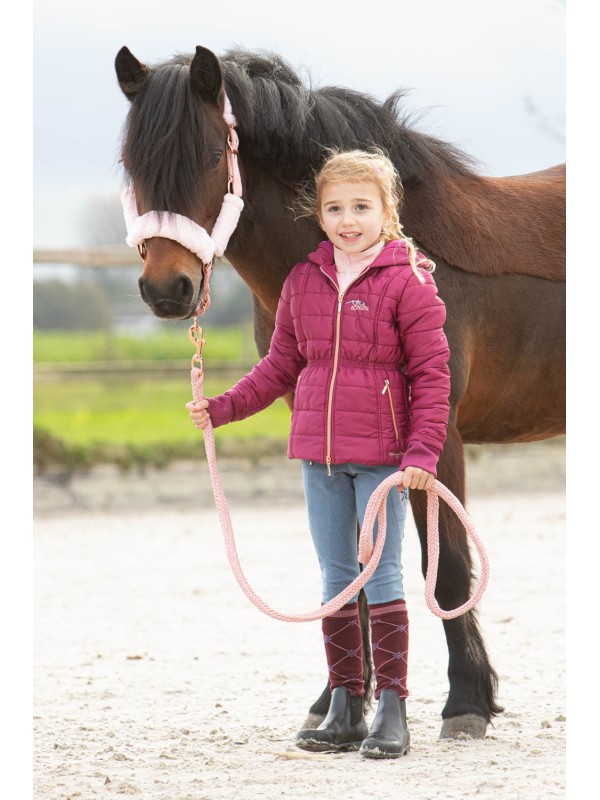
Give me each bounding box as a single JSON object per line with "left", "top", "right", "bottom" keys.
{"left": 401, "top": 466, "right": 435, "bottom": 491}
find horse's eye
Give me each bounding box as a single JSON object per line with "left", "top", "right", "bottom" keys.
{"left": 210, "top": 149, "right": 223, "bottom": 168}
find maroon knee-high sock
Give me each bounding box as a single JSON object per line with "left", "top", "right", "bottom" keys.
{"left": 322, "top": 602, "right": 365, "bottom": 697}
{"left": 369, "top": 600, "right": 409, "bottom": 700}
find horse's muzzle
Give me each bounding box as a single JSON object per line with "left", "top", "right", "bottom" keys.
{"left": 138, "top": 273, "right": 199, "bottom": 319}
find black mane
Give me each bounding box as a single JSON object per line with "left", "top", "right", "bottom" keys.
{"left": 221, "top": 48, "right": 478, "bottom": 183}
{"left": 120, "top": 47, "right": 478, "bottom": 211}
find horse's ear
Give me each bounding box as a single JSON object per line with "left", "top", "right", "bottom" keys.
{"left": 190, "top": 46, "right": 223, "bottom": 106}
{"left": 115, "top": 46, "right": 149, "bottom": 101}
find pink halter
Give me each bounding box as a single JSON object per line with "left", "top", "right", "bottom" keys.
{"left": 121, "top": 95, "right": 244, "bottom": 266}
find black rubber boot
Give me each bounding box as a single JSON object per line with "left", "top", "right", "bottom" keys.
{"left": 359, "top": 690, "right": 410, "bottom": 759}
{"left": 295, "top": 686, "right": 368, "bottom": 752}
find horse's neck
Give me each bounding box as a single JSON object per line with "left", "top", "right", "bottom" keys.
{"left": 226, "top": 156, "right": 321, "bottom": 313}
{"left": 227, "top": 160, "right": 566, "bottom": 303}
{"left": 402, "top": 167, "right": 565, "bottom": 281}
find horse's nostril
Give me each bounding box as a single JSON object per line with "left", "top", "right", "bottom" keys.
{"left": 176, "top": 274, "right": 194, "bottom": 306}
{"left": 138, "top": 276, "right": 149, "bottom": 303}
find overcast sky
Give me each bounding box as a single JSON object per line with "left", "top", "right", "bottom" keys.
{"left": 33, "top": 0, "right": 565, "bottom": 247}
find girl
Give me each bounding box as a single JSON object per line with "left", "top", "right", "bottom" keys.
{"left": 186, "top": 149, "right": 450, "bottom": 759}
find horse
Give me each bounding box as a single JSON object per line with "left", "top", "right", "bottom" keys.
{"left": 114, "top": 44, "right": 566, "bottom": 740}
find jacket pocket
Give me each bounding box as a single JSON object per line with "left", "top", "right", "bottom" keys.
{"left": 289, "top": 372, "right": 302, "bottom": 442}
{"left": 382, "top": 379, "right": 400, "bottom": 441}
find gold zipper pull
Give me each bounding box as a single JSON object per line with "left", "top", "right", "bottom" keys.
{"left": 383, "top": 379, "right": 400, "bottom": 440}
{"left": 326, "top": 456, "right": 332, "bottom": 477}
{"left": 338, "top": 293, "right": 343, "bottom": 312}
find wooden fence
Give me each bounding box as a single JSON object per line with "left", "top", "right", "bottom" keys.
{"left": 33, "top": 247, "right": 231, "bottom": 268}
{"left": 33, "top": 248, "right": 247, "bottom": 381}
{"left": 33, "top": 359, "right": 256, "bottom": 382}
{"left": 33, "top": 246, "right": 140, "bottom": 267}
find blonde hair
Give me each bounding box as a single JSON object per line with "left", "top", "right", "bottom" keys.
{"left": 296, "top": 148, "right": 435, "bottom": 281}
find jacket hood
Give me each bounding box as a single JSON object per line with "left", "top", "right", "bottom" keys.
{"left": 307, "top": 239, "right": 414, "bottom": 269}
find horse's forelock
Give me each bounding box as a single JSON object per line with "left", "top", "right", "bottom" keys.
{"left": 121, "top": 56, "right": 216, "bottom": 214}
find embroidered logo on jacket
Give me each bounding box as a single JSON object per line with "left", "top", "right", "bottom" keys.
{"left": 345, "top": 299, "right": 369, "bottom": 311}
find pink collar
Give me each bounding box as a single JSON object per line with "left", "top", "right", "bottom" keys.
{"left": 333, "top": 240, "right": 386, "bottom": 272}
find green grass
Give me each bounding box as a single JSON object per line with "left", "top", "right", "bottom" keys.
{"left": 33, "top": 327, "right": 291, "bottom": 472}
{"left": 34, "top": 377, "right": 291, "bottom": 446}
{"left": 33, "top": 325, "right": 259, "bottom": 363}
{"left": 34, "top": 374, "right": 292, "bottom": 472}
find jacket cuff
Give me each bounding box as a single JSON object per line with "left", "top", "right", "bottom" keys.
{"left": 207, "top": 395, "right": 235, "bottom": 429}
{"left": 399, "top": 441, "right": 441, "bottom": 478}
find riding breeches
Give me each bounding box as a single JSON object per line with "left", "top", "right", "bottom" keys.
{"left": 301, "top": 460, "right": 408, "bottom": 605}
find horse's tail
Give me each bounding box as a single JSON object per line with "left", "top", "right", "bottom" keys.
{"left": 358, "top": 589, "right": 374, "bottom": 710}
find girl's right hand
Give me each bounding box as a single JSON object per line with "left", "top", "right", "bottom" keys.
{"left": 185, "top": 399, "right": 211, "bottom": 430}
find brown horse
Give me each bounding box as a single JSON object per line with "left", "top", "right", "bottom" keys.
{"left": 115, "top": 45, "right": 565, "bottom": 739}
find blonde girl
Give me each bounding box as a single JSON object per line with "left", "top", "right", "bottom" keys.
{"left": 187, "top": 149, "right": 450, "bottom": 758}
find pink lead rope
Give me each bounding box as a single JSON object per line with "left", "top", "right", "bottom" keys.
{"left": 191, "top": 363, "right": 490, "bottom": 622}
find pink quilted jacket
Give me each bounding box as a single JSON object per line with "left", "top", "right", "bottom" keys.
{"left": 208, "top": 239, "right": 451, "bottom": 475}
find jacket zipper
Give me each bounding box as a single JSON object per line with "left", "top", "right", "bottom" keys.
{"left": 325, "top": 291, "right": 344, "bottom": 475}
{"left": 321, "top": 266, "right": 369, "bottom": 476}
{"left": 382, "top": 379, "right": 400, "bottom": 441}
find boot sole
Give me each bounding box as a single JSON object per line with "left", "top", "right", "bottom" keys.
{"left": 360, "top": 743, "right": 411, "bottom": 759}
{"left": 295, "top": 738, "right": 364, "bottom": 753}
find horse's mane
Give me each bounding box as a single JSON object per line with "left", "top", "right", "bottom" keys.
{"left": 218, "top": 48, "right": 479, "bottom": 184}
{"left": 218, "top": 50, "right": 564, "bottom": 282}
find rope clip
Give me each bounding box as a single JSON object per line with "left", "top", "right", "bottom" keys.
{"left": 189, "top": 316, "right": 206, "bottom": 370}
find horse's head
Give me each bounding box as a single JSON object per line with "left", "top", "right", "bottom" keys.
{"left": 115, "top": 45, "right": 237, "bottom": 319}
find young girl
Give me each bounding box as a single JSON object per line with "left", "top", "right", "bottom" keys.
{"left": 186, "top": 149, "right": 450, "bottom": 759}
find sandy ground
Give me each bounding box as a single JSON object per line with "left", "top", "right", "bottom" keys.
{"left": 34, "top": 442, "right": 567, "bottom": 799}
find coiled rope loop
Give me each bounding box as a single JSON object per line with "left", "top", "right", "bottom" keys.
{"left": 192, "top": 365, "right": 489, "bottom": 623}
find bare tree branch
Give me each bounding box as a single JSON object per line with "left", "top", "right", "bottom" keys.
{"left": 524, "top": 95, "right": 565, "bottom": 145}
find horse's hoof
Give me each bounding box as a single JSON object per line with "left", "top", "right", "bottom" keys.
{"left": 439, "top": 713, "right": 488, "bottom": 739}
{"left": 301, "top": 712, "right": 326, "bottom": 731}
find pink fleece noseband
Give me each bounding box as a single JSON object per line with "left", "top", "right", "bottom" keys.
{"left": 121, "top": 95, "right": 244, "bottom": 265}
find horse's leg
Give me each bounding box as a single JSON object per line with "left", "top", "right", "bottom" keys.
{"left": 409, "top": 424, "right": 503, "bottom": 739}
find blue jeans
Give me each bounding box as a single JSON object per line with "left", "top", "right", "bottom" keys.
{"left": 301, "top": 460, "right": 408, "bottom": 605}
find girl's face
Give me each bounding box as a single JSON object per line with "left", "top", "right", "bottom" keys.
{"left": 318, "top": 180, "right": 389, "bottom": 254}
